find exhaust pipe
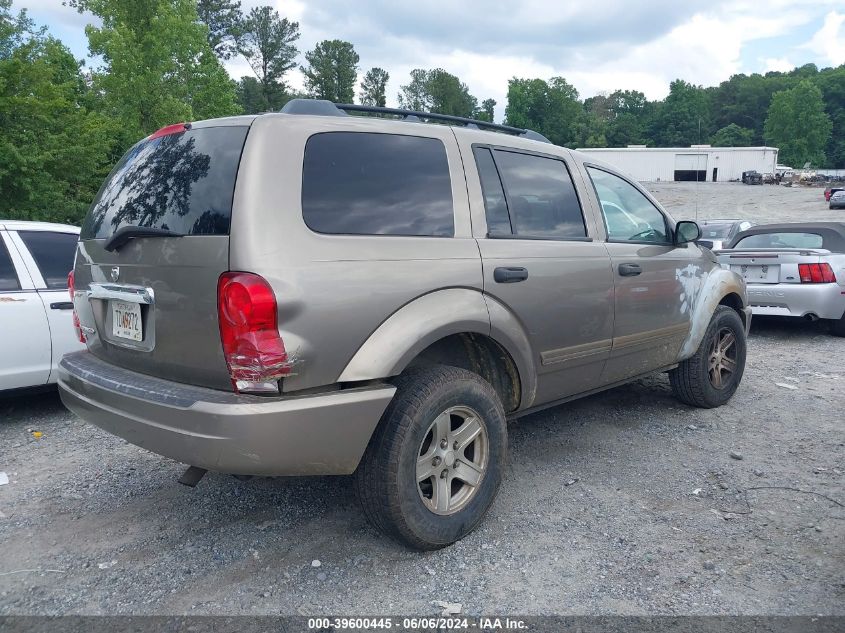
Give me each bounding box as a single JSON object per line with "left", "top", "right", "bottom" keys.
{"left": 804, "top": 313, "right": 819, "bottom": 322}
{"left": 178, "top": 466, "right": 207, "bottom": 487}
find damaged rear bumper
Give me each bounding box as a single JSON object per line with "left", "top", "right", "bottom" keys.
{"left": 58, "top": 351, "right": 395, "bottom": 476}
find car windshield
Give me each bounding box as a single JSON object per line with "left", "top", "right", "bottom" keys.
{"left": 701, "top": 223, "right": 734, "bottom": 238}
{"left": 734, "top": 232, "right": 824, "bottom": 249}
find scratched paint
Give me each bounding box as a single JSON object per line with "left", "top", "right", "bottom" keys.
{"left": 678, "top": 267, "right": 747, "bottom": 360}
{"left": 675, "top": 263, "right": 704, "bottom": 315}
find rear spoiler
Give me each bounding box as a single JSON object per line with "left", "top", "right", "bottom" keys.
{"left": 713, "top": 248, "right": 831, "bottom": 256}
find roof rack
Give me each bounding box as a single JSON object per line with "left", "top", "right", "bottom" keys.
{"left": 279, "top": 99, "right": 551, "bottom": 144}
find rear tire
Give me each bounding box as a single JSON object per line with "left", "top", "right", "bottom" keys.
{"left": 354, "top": 365, "right": 507, "bottom": 550}
{"left": 670, "top": 306, "right": 746, "bottom": 408}
{"left": 830, "top": 312, "right": 845, "bottom": 337}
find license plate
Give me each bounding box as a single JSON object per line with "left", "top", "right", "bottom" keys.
{"left": 733, "top": 264, "right": 778, "bottom": 283}
{"left": 111, "top": 300, "right": 143, "bottom": 341}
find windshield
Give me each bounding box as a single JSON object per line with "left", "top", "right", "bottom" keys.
{"left": 701, "top": 223, "right": 734, "bottom": 239}
{"left": 81, "top": 126, "right": 248, "bottom": 240}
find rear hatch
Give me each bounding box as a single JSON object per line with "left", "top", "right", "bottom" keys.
{"left": 73, "top": 121, "right": 250, "bottom": 390}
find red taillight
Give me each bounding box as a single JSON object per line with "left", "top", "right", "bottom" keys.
{"left": 148, "top": 122, "right": 191, "bottom": 140}
{"left": 68, "top": 271, "right": 86, "bottom": 343}
{"left": 217, "top": 272, "right": 290, "bottom": 393}
{"left": 798, "top": 263, "right": 836, "bottom": 284}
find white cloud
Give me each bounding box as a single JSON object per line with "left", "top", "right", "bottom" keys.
{"left": 11, "top": 0, "right": 95, "bottom": 29}
{"left": 802, "top": 11, "right": 845, "bottom": 66}
{"left": 763, "top": 57, "right": 795, "bottom": 72}
{"left": 245, "top": 0, "right": 833, "bottom": 120}
{"left": 13, "top": 0, "right": 845, "bottom": 122}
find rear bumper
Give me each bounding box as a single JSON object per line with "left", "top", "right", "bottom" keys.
{"left": 58, "top": 351, "right": 395, "bottom": 476}
{"left": 746, "top": 282, "right": 845, "bottom": 320}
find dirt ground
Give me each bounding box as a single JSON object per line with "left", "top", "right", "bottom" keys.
{"left": 0, "top": 182, "right": 843, "bottom": 616}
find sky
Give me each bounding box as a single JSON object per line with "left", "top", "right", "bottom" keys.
{"left": 12, "top": 0, "right": 845, "bottom": 121}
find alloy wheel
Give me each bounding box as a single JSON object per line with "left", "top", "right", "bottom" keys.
{"left": 416, "top": 406, "right": 489, "bottom": 515}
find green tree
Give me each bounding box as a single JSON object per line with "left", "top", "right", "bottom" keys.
{"left": 301, "top": 39, "right": 359, "bottom": 103}
{"left": 69, "top": 0, "right": 239, "bottom": 140}
{"left": 815, "top": 66, "right": 845, "bottom": 167}
{"left": 504, "top": 76, "right": 581, "bottom": 146}
{"left": 764, "top": 79, "right": 832, "bottom": 167}
{"left": 196, "top": 0, "right": 242, "bottom": 60}
{"left": 0, "top": 1, "right": 117, "bottom": 224}
{"left": 476, "top": 98, "right": 496, "bottom": 122}
{"left": 398, "top": 68, "right": 478, "bottom": 117}
{"left": 235, "top": 75, "right": 302, "bottom": 113}
{"left": 650, "top": 79, "right": 711, "bottom": 146}
{"left": 603, "top": 89, "right": 650, "bottom": 146}
{"left": 608, "top": 89, "right": 647, "bottom": 115}
{"left": 359, "top": 66, "right": 388, "bottom": 106}
{"left": 710, "top": 123, "right": 754, "bottom": 146}
{"left": 236, "top": 5, "right": 299, "bottom": 111}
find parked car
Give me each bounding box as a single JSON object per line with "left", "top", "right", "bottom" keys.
{"left": 762, "top": 173, "right": 775, "bottom": 184}
{"left": 1, "top": 221, "right": 84, "bottom": 391}
{"left": 742, "top": 170, "right": 763, "bottom": 185}
{"left": 716, "top": 222, "right": 845, "bottom": 336}
{"left": 828, "top": 190, "right": 845, "bottom": 208}
{"left": 58, "top": 101, "right": 751, "bottom": 549}
{"left": 698, "top": 219, "right": 755, "bottom": 250}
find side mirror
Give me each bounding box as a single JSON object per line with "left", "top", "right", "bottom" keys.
{"left": 675, "top": 220, "right": 701, "bottom": 245}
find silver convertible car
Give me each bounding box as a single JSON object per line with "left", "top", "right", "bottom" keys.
{"left": 716, "top": 222, "right": 845, "bottom": 336}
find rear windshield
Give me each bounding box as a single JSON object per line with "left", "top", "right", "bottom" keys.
{"left": 734, "top": 232, "right": 824, "bottom": 249}
{"left": 81, "top": 126, "right": 249, "bottom": 240}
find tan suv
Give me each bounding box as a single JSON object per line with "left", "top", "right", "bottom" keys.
{"left": 59, "top": 100, "right": 751, "bottom": 549}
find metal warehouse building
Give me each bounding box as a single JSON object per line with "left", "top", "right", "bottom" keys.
{"left": 574, "top": 145, "right": 779, "bottom": 182}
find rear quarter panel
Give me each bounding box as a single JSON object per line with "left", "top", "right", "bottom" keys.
{"left": 229, "top": 114, "right": 482, "bottom": 392}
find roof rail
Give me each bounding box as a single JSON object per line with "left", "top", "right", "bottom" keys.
{"left": 279, "top": 99, "right": 551, "bottom": 144}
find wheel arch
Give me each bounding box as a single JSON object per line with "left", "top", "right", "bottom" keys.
{"left": 337, "top": 288, "right": 537, "bottom": 412}
{"left": 678, "top": 268, "right": 749, "bottom": 360}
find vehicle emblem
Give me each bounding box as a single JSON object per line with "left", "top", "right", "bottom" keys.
{"left": 110, "top": 266, "right": 120, "bottom": 282}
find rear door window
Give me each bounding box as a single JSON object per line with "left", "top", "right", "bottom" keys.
{"left": 489, "top": 150, "right": 587, "bottom": 239}
{"left": 302, "top": 132, "right": 454, "bottom": 237}
{"left": 473, "top": 147, "right": 511, "bottom": 236}
{"left": 0, "top": 238, "right": 20, "bottom": 291}
{"left": 18, "top": 231, "right": 78, "bottom": 289}
{"left": 81, "top": 126, "right": 249, "bottom": 240}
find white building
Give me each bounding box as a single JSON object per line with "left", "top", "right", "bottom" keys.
{"left": 574, "top": 145, "right": 779, "bottom": 183}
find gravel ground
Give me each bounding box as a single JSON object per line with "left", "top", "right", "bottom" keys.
{"left": 0, "top": 182, "right": 843, "bottom": 616}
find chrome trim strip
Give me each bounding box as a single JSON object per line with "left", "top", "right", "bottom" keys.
{"left": 88, "top": 283, "right": 155, "bottom": 305}
{"left": 541, "top": 339, "right": 612, "bottom": 366}
{"left": 611, "top": 322, "right": 690, "bottom": 352}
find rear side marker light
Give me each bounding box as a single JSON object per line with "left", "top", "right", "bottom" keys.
{"left": 217, "top": 272, "right": 295, "bottom": 394}
{"left": 68, "top": 271, "right": 86, "bottom": 343}
{"left": 798, "top": 263, "right": 836, "bottom": 283}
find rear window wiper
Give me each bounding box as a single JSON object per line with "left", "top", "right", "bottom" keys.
{"left": 104, "top": 226, "right": 184, "bottom": 252}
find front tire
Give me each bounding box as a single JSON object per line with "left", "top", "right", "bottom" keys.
{"left": 354, "top": 365, "right": 507, "bottom": 550}
{"left": 670, "top": 306, "right": 747, "bottom": 408}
